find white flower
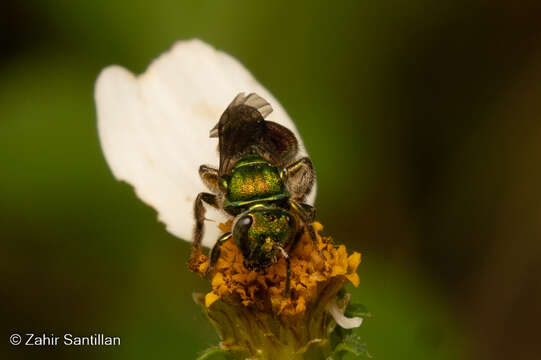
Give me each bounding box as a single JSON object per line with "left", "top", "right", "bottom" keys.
{"left": 329, "top": 299, "right": 363, "bottom": 329}
{"left": 94, "top": 39, "right": 315, "bottom": 248}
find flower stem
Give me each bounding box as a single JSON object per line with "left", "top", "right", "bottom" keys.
{"left": 194, "top": 278, "right": 347, "bottom": 360}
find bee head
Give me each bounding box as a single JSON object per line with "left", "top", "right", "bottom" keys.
{"left": 232, "top": 207, "right": 296, "bottom": 270}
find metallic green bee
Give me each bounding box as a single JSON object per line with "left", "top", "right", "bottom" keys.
{"left": 191, "top": 93, "right": 317, "bottom": 294}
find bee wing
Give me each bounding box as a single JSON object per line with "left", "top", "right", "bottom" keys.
{"left": 214, "top": 93, "right": 300, "bottom": 175}
{"left": 95, "top": 39, "right": 315, "bottom": 248}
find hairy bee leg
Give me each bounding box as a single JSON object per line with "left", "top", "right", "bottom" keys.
{"left": 298, "top": 203, "right": 316, "bottom": 221}
{"left": 289, "top": 200, "right": 316, "bottom": 224}
{"left": 199, "top": 165, "right": 221, "bottom": 193}
{"left": 290, "top": 200, "right": 325, "bottom": 260}
{"left": 299, "top": 205, "right": 321, "bottom": 258}
{"left": 205, "top": 232, "right": 232, "bottom": 277}
{"left": 278, "top": 247, "right": 291, "bottom": 297}
{"left": 191, "top": 192, "right": 218, "bottom": 258}
{"left": 283, "top": 157, "right": 315, "bottom": 201}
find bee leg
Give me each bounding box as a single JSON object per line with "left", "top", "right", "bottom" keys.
{"left": 289, "top": 200, "right": 325, "bottom": 261}
{"left": 199, "top": 165, "right": 221, "bottom": 193}
{"left": 278, "top": 247, "right": 291, "bottom": 297}
{"left": 190, "top": 192, "right": 218, "bottom": 259}
{"left": 205, "top": 232, "right": 232, "bottom": 277}
{"left": 283, "top": 157, "right": 315, "bottom": 201}
{"left": 285, "top": 257, "right": 291, "bottom": 297}
{"left": 306, "top": 222, "right": 324, "bottom": 259}
{"left": 297, "top": 203, "right": 316, "bottom": 221}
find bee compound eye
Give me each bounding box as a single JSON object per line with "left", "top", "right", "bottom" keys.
{"left": 286, "top": 213, "right": 296, "bottom": 228}
{"left": 236, "top": 215, "right": 253, "bottom": 233}
{"left": 234, "top": 215, "right": 253, "bottom": 256}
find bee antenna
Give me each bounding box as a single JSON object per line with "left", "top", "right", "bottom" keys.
{"left": 278, "top": 246, "right": 288, "bottom": 260}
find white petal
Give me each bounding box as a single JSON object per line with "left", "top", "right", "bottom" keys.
{"left": 95, "top": 39, "right": 315, "bottom": 248}
{"left": 329, "top": 301, "right": 363, "bottom": 329}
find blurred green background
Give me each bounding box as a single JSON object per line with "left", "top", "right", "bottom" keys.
{"left": 2, "top": 1, "right": 541, "bottom": 359}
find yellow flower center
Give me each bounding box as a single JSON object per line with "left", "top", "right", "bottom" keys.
{"left": 189, "top": 221, "right": 361, "bottom": 317}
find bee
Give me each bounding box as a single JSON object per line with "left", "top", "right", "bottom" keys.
{"left": 193, "top": 93, "right": 317, "bottom": 294}
{"left": 95, "top": 40, "right": 319, "bottom": 295}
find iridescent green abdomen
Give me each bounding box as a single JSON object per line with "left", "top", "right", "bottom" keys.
{"left": 223, "top": 156, "right": 289, "bottom": 213}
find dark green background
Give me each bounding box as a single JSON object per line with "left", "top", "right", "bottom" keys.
{"left": 2, "top": 1, "right": 541, "bottom": 359}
